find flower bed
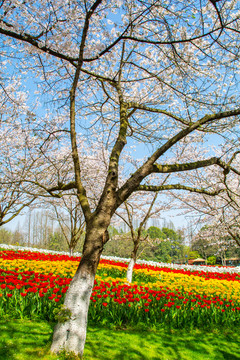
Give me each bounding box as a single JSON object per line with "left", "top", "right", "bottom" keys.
{"left": 0, "top": 248, "right": 239, "bottom": 328}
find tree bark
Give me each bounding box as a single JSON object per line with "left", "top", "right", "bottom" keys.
{"left": 126, "top": 244, "right": 138, "bottom": 283}
{"left": 69, "top": 247, "right": 74, "bottom": 257}
{"left": 50, "top": 222, "right": 107, "bottom": 357}
{"left": 126, "top": 255, "right": 136, "bottom": 283}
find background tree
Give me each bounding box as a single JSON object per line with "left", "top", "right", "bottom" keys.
{"left": 114, "top": 191, "right": 169, "bottom": 282}
{"left": 145, "top": 224, "right": 184, "bottom": 263}
{"left": 172, "top": 152, "right": 240, "bottom": 247}
{"left": 192, "top": 224, "right": 239, "bottom": 265}
{"left": 51, "top": 195, "right": 85, "bottom": 256}
{"left": 47, "top": 229, "right": 66, "bottom": 252}
{"left": 0, "top": 0, "right": 240, "bottom": 356}
{"left": 0, "top": 227, "right": 13, "bottom": 245}
{"left": 147, "top": 226, "right": 166, "bottom": 240}
{"left": 188, "top": 250, "right": 202, "bottom": 260}
{"left": 161, "top": 227, "right": 185, "bottom": 263}
{"left": 0, "top": 111, "right": 40, "bottom": 226}
{"left": 191, "top": 229, "right": 215, "bottom": 261}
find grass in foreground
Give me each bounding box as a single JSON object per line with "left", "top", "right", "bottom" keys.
{"left": 0, "top": 320, "right": 240, "bottom": 360}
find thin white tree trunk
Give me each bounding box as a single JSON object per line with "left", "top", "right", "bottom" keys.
{"left": 126, "top": 257, "right": 136, "bottom": 283}
{"left": 50, "top": 270, "right": 95, "bottom": 356}
{"left": 69, "top": 247, "right": 73, "bottom": 257}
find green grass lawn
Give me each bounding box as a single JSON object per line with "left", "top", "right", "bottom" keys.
{"left": 0, "top": 320, "right": 239, "bottom": 360}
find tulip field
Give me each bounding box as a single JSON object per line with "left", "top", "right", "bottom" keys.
{"left": 0, "top": 246, "right": 240, "bottom": 330}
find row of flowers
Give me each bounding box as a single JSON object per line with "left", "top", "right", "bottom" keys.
{"left": 1, "top": 243, "right": 240, "bottom": 274}
{"left": 0, "top": 250, "right": 240, "bottom": 281}
{"left": 1, "top": 250, "right": 240, "bottom": 299}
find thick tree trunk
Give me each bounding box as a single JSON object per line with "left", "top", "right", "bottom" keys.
{"left": 50, "top": 267, "right": 94, "bottom": 356}
{"left": 50, "top": 224, "right": 107, "bottom": 357}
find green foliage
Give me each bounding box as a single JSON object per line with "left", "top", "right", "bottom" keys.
{"left": 53, "top": 305, "right": 71, "bottom": 323}
{"left": 136, "top": 227, "right": 148, "bottom": 237}
{"left": 141, "top": 241, "right": 172, "bottom": 263}
{"left": 0, "top": 227, "right": 26, "bottom": 247}
{"left": 48, "top": 231, "right": 67, "bottom": 252}
{"left": 162, "top": 227, "right": 179, "bottom": 241}
{"left": 108, "top": 226, "right": 119, "bottom": 238}
{"left": 188, "top": 251, "right": 201, "bottom": 260}
{"left": 147, "top": 226, "right": 166, "bottom": 240}
{"left": 57, "top": 350, "right": 81, "bottom": 360}
{"left": 102, "top": 233, "right": 133, "bottom": 258}
{"left": 103, "top": 225, "right": 185, "bottom": 263}
{"left": 0, "top": 228, "right": 13, "bottom": 244}
{"left": 207, "top": 256, "right": 216, "bottom": 265}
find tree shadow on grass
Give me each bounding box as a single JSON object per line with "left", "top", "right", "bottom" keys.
{"left": 84, "top": 326, "right": 240, "bottom": 360}
{"left": 218, "top": 351, "right": 240, "bottom": 360}
{"left": 1, "top": 321, "right": 240, "bottom": 360}
{"left": 0, "top": 320, "right": 55, "bottom": 360}
{"left": 84, "top": 327, "right": 181, "bottom": 360}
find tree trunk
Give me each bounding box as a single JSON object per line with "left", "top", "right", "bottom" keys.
{"left": 126, "top": 247, "right": 138, "bottom": 283}
{"left": 69, "top": 247, "right": 74, "bottom": 257}
{"left": 222, "top": 255, "right": 226, "bottom": 266}
{"left": 50, "top": 224, "right": 107, "bottom": 357}
{"left": 126, "top": 256, "right": 136, "bottom": 283}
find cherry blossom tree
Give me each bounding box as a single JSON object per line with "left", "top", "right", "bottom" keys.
{"left": 50, "top": 194, "right": 85, "bottom": 256}
{"left": 114, "top": 191, "right": 170, "bottom": 283}
{"left": 192, "top": 224, "right": 239, "bottom": 265}
{"left": 1, "top": 0, "right": 240, "bottom": 356}
{"left": 172, "top": 151, "right": 240, "bottom": 247}
{"left": 0, "top": 110, "right": 40, "bottom": 226}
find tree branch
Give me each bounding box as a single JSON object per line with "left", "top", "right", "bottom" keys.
{"left": 128, "top": 102, "right": 189, "bottom": 126}
{"left": 0, "top": 26, "right": 78, "bottom": 65}
{"left": 117, "top": 107, "right": 240, "bottom": 204}
{"left": 152, "top": 158, "right": 220, "bottom": 173}
{"left": 69, "top": 0, "right": 103, "bottom": 223}
{"left": 136, "top": 184, "right": 224, "bottom": 196}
